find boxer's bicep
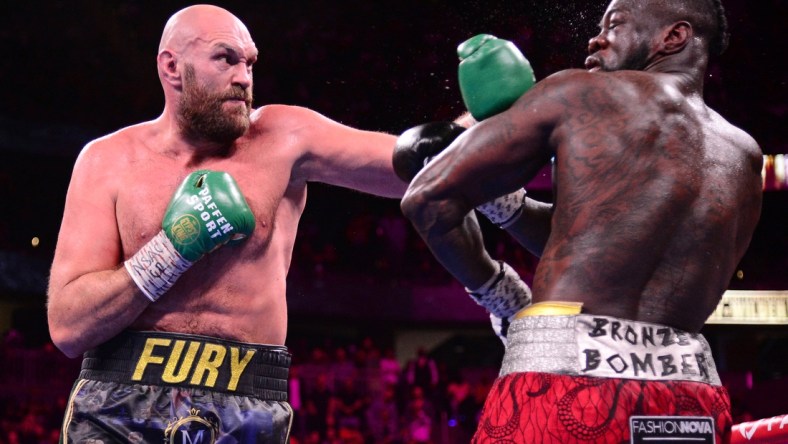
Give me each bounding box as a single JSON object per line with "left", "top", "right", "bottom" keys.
{"left": 293, "top": 108, "right": 405, "bottom": 198}
{"left": 50, "top": 143, "right": 121, "bottom": 294}
{"left": 48, "top": 142, "right": 154, "bottom": 358}
{"left": 418, "top": 99, "right": 557, "bottom": 211}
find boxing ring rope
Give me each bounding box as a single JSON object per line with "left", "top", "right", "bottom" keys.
{"left": 731, "top": 414, "right": 788, "bottom": 443}
{"left": 706, "top": 290, "right": 788, "bottom": 325}
{"left": 708, "top": 291, "right": 787, "bottom": 442}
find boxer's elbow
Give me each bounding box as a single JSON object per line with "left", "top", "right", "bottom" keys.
{"left": 49, "top": 326, "right": 84, "bottom": 359}
{"left": 49, "top": 331, "right": 84, "bottom": 359}
{"left": 401, "top": 185, "right": 434, "bottom": 232}
{"left": 48, "top": 310, "right": 87, "bottom": 358}
{"left": 401, "top": 183, "right": 464, "bottom": 235}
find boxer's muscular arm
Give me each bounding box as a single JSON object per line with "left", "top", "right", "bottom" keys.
{"left": 401, "top": 73, "right": 571, "bottom": 289}
{"left": 454, "top": 33, "right": 552, "bottom": 255}
{"left": 48, "top": 142, "right": 149, "bottom": 358}
{"left": 451, "top": 112, "right": 553, "bottom": 256}
{"left": 292, "top": 107, "right": 407, "bottom": 198}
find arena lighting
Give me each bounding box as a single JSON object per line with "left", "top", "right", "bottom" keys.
{"left": 706, "top": 290, "right": 788, "bottom": 324}
{"left": 762, "top": 154, "right": 787, "bottom": 190}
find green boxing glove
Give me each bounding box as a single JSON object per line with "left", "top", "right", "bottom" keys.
{"left": 458, "top": 34, "right": 536, "bottom": 121}
{"left": 458, "top": 35, "right": 534, "bottom": 227}
{"left": 125, "top": 170, "right": 255, "bottom": 302}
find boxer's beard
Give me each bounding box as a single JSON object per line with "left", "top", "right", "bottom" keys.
{"left": 612, "top": 41, "right": 652, "bottom": 71}
{"left": 177, "top": 64, "right": 252, "bottom": 145}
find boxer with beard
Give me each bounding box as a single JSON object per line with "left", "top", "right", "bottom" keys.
{"left": 401, "top": 1, "right": 761, "bottom": 442}
{"left": 48, "top": 5, "right": 406, "bottom": 443}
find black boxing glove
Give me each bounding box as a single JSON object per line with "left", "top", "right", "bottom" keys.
{"left": 392, "top": 122, "right": 465, "bottom": 182}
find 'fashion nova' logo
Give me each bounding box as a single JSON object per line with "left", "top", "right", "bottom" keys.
{"left": 629, "top": 416, "right": 715, "bottom": 443}
{"left": 631, "top": 418, "right": 713, "bottom": 434}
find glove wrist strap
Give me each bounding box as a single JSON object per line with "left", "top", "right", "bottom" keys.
{"left": 124, "top": 231, "right": 194, "bottom": 302}
{"left": 476, "top": 188, "right": 526, "bottom": 228}
{"left": 466, "top": 260, "right": 532, "bottom": 319}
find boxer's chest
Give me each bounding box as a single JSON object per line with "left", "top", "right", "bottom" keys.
{"left": 115, "top": 154, "right": 293, "bottom": 260}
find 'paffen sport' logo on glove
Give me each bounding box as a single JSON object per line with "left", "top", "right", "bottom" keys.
{"left": 170, "top": 184, "right": 238, "bottom": 247}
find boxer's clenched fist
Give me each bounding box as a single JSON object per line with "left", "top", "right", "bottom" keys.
{"left": 458, "top": 34, "right": 536, "bottom": 121}
{"left": 392, "top": 121, "right": 465, "bottom": 183}
{"left": 124, "top": 170, "right": 255, "bottom": 301}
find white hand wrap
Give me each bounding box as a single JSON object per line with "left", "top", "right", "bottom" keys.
{"left": 489, "top": 313, "right": 510, "bottom": 346}
{"left": 466, "top": 260, "right": 532, "bottom": 319}
{"left": 475, "top": 188, "right": 526, "bottom": 228}
{"left": 124, "top": 231, "right": 193, "bottom": 302}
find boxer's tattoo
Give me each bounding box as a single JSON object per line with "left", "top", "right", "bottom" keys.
{"left": 410, "top": 70, "right": 757, "bottom": 330}
{"left": 524, "top": 73, "right": 731, "bottom": 322}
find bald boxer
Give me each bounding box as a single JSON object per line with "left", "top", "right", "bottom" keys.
{"left": 47, "top": 5, "right": 406, "bottom": 443}
{"left": 402, "top": 1, "right": 762, "bottom": 443}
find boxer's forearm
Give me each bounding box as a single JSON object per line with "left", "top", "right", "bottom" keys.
{"left": 503, "top": 197, "right": 553, "bottom": 257}
{"left": 402, "top": 192, "right": 497, "bottom": 290}
{"left": 427, "top": 214, "right": 499, "bottom": 290}
{"left": 47, "top": 268, "right": 150, "bottom": 358}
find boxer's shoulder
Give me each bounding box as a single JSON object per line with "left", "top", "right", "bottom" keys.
{"left": 534, "top": 68, "right": 608, "bottom": 90}
{"left": 70, "top": 122, "right": 162, "bottom": 201}
{"left": 539, "top": 69, "right": 659, "bottom": 100}
{"left": 533, "top": 69, "right": 690, "bottom": 126}
{"left": 78, "top": 121, "right": 154, "bottom": 163}
{"left": 706, "top": 107, "right": 761, "bottom": 156}
{"left": 250, "top": 104, "right": 327, "bottom": 132}
{"left": 508, "top": 69, "right": 623, "bottom": 114}
{"left": 243, "top": 105, "right": 316, "bottom": 158}
{"left": 247, "top": 105, "right": 343, "bottom": 159}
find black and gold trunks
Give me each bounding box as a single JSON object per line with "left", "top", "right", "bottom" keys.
{"left": 79, "top": 330, "right": 291, "bottom": 400}
{"left": 60, "top": 331, "right": 294, "bottom": 444}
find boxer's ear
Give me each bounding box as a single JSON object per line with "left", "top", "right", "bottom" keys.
{"left": 660, "top": 21, "right": 692, "bottom": 55}
{"left": 157, "top": 50, "right": 181, "bottom": 88}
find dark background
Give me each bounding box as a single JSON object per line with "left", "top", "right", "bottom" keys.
{"left": 1, "top": 0, "right": 786, "bottom": 348}
{"left": 0, "top": 0, "right": 785, "bottom": 438}
{"left": 0, "top": 0, "right": 785, "bottom": 339}
{"left": 1, "top": 0, "right": 785, "bottom": 294}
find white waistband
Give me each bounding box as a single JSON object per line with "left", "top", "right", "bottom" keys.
{"left": 500, "top": 314, "right": 721, "bottom": 385}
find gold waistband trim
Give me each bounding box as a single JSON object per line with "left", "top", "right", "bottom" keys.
{"left": 514, "top": 301, "right": 584, "bottom": 319}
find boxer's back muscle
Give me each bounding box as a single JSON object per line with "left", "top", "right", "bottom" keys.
{"left": 539, "top": 72, "right": 761, "bottom": 331}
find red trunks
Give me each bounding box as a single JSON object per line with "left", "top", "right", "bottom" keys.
{"left": 473, "top": 372, "right": 731, "bottom": 443}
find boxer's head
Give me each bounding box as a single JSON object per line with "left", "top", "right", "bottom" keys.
{"left": 157, "top": 5, "right": 257, "bottom": 144}
{"left": 585, "top": 0, "right": 729, "bottom": 72}
{"left": 177, "top": 62, "right": 252, "bottom": 145}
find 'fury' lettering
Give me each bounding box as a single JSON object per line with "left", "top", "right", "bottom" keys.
{"left": 132, "top": 338, "right": 256, "bottom": 391}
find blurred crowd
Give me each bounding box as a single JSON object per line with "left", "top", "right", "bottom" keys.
{"left": 0, "top": 329, "right": 499, "bottom": 444}
{"left": 289, "top": 191, "right": 541, "bottom": 289}
{"left": 0, "top": 1, "right": 785, "bottom": 442}
{"left": 286, "top": 339, "right": 497, "bottom": 444}
{"left": 0, "top": 330, "right": 76, "bottom": 444}
{"left": 2, "top": 326, "right": 775, "bottom": 443}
